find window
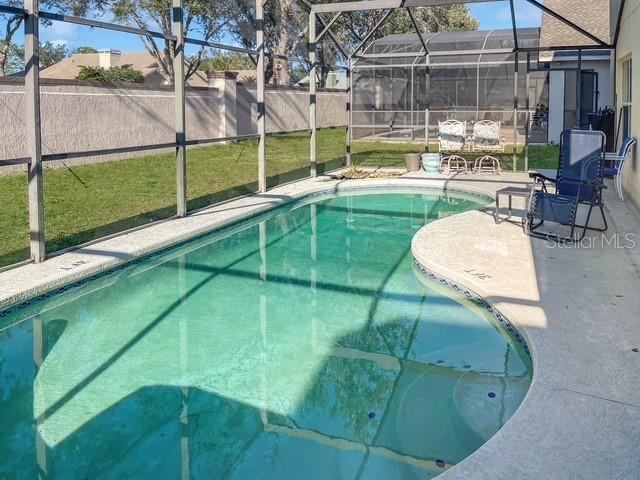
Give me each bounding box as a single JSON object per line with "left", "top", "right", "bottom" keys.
{"left": 622, "top": 58, "right": 633, "bottom": 139}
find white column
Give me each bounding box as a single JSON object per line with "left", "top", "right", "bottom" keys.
{"left": 207, "top": 72, "right": 238, "bottom": 139}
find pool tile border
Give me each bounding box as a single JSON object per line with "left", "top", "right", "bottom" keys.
{"left": 413, "top": 258, "right": 531, "bottom": 357}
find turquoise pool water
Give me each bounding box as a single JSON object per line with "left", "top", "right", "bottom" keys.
{"left": 0, "top": 190, "right": 531, "bottom": 479}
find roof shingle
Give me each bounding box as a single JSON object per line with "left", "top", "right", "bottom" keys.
{"left": 540, "top": 0, "right": 611, "bottom": 47}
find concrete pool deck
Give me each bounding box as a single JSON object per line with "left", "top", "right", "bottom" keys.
{"left": 1, "top": 170, "right": 639, "bottom": 478}
{"left": 410, "top": 172, "right": 640, "bottom": 479}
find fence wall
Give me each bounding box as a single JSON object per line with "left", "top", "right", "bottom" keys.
{"left": 237, "top": 85, "right": 349, "bottom": 135}
{"left": 0, "top": 79, "right": 347, "bottom": 173}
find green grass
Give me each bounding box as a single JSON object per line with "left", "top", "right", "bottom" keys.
{"left": 351, "top": 141, "right": 560, "bottom": 171}
{"left": 0, "top": 129, "right": 558, "bottom": 268}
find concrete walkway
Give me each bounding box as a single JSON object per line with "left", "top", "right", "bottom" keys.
{"left": 1, "top": 170, "right": 639, "bottom": 478}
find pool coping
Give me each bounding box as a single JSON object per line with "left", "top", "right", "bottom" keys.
{"left": 1, "top": 171, "right": 639, "bottom": 478}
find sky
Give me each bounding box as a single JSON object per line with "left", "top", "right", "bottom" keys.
{"left": 8, "top": 0, "right": 543, "bottom": 55}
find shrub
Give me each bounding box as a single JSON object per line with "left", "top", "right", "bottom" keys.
{"left": 199, "top": 53, "right": 254, "bottom": 73}
{"left": 76, "top": 65, "right": 144, "bottom": 83}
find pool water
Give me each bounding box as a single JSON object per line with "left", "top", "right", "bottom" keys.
{"left": 0, "top": 190, "right": 531, "bottom": 479}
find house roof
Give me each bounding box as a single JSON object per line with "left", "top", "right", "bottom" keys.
{"left": 540, "top": 0, "right": 611, "bottom": 48}
{"left": 40, "top": 51, "right": 210, "bottom": 86}
{"left": 40, "top": 51, "right": 258, "bottom": 86}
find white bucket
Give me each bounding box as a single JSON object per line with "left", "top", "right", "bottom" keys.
{"left": 421, "top": 153, "right": 441, "bottom": 173}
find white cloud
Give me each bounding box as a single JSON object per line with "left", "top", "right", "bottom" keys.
{"left": 41, "top": 20, "right": 79, "bottom": 45}
{"left": 49, "top": 39, "right": 69, "bottom": 47}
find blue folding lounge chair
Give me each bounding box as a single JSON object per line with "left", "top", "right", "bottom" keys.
{"left": 525, "top": 129, "right": 607, "bottom": 242}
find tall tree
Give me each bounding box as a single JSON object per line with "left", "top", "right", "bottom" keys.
{"left": 73, "top": 46, "right": 99, "bottom": 54}
{"left": 226, "top": 0, "right": 309, "bottom": 85}
{"left": 1, "top": 41, "right": 69, "bottom": 74}
{"left": 198, "top": 51, "right": 255, "bottom": 72}
{"left": 0, "top": 1, "right": 24, "bottom": 77}
{"left": 76, "top": 0, "right": 227, "bottom": 82}
{"left": 225, "top": 2, "right": 478, "bottom": 86}
{"left": 0, "top": 41, "right": 23, "bottom": 75}
{"left": 40, "top": 41, "right": 69, "bottom": 68}
{"left": 0, "top": 0, "right": 83, "bottom": 76}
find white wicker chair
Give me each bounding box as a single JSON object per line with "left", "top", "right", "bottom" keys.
{"left": 438, "top": 120, "right": 468, "bottom": 174}
{"left": 471, "top": 120, "right": 504, "bottom": 174}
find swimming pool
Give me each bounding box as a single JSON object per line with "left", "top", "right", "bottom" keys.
{"left": 0, "top": 189, "right": 531, "bottom": 479}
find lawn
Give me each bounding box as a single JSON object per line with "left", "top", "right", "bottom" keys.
{"left": 0, "top": 129, "right": 558, "bottom": 268}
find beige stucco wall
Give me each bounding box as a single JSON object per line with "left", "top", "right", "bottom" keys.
{"left": 237, "top": 86, "right": 347, "bottom": 135}
{"left": 0, "top": 82, "right": 220, "bottom": 169}
{"left": 616, "top": 0, "right": 640, "bottom": 205}
{"left": 0, "top": 80, "right": 347, "bottom": 173}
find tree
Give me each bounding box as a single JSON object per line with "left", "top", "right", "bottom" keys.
{"left": 73, "top": 46, "right": 99, "bottom": 54}
{"left": 225, "top": 0, "right": 309, "bottom": 85}
{"left": 225, "top": 2, "right": 478, "bottom": 86}
{"left": 76, "top": 65, "right": 144, "bottom": 82}
{"left": 198, "top": 52, "right": 255, "bottom": 72}
{"left": 40, "top": 41, "right": 69, "bottom": 68}
{"left": 78, "top": 0, "right": 228, "bottom": 83}
{"left": 0, "top": 0, "right": 76, "bottom": 76}
{"left": 0, "top": 1, "right": 24, "bottom": 77}
{"left": 0, "top": 40, "right": 70, "bottom": 75}
{"left": 0, "top": 41, "right": 23, "bottom": 75}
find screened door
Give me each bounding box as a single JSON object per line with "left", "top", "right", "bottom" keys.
{"left": 580, "top": 71, "right": 598, "bottom": 128}
{"left": 563, "top": 70, "right": 598, "bottom": 129}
